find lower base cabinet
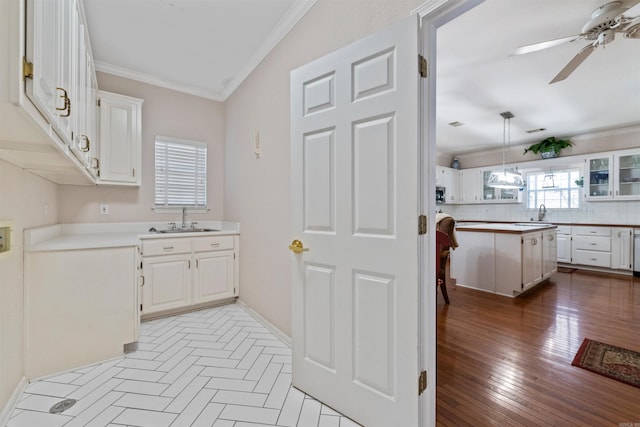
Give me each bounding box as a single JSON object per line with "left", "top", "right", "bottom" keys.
{"left": 141, "top": 234, "right": 239, "bottom": 316}
{"left": 25, "top": 246, "right": 139, "bottom": 378}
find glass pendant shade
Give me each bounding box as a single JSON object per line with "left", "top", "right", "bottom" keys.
{"left": 487, "top": 169, "right": 525, "bottom": 189}
{"left": 542, "top": 172, "right": 556, "bottom": 188}
{"left": 488, "top": 111, "right": 524, "bottom": 189}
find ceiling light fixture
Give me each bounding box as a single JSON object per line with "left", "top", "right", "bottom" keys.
{"left": 487, "top": 111, "right": 525, "bottom": 189}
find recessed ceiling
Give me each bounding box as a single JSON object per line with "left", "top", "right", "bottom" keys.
{"left": 83, "top": 0, "right": 316, "bottom": 101}
{"left": 436, "top": 0, "right": 640, "bottom": 155}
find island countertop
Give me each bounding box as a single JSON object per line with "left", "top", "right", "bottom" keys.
{"left": 455, "top": 223, "right": 557, "bottom": 234}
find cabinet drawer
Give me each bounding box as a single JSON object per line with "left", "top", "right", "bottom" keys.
{"left": 192, "top": 236, "right": 234, "bottom": 252}
{"left": 142, "top": 238, "right": 191, "bottom": 256}
{"left": 573, "top": 235, "right": 611, "bottom": 251}
{"left": 556, "top": 225, "right": 571, "bottom": 235}
{"left": 573, "top": 249, "right": 611, "bottom": 268}
{"left": 572, "top": 226, "right": 611, "bottom": 237}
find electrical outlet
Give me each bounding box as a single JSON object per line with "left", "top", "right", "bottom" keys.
{"left": 100, "top": 204, "right": 109, "bottom": 215}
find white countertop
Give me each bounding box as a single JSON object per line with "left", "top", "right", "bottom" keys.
{"left": 25, "top": 221, "right": 240, "bottom": 251}
{"left": 456, "top": 222, "right": 557, "bottom": 234}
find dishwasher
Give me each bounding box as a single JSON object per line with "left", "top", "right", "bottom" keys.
{"left": 635, "top": 229, "right": 640, "bottom": 277}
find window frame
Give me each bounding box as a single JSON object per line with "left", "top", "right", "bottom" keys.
{"left": 154, "top": 135, "right": 208, "bottom": 209}
{"left": 526, "top": 167, "right": 582, "bottom": 210}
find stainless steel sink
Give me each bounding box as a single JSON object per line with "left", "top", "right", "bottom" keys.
{"left": 154, "top": 228, "right": 219, "bottom": 234}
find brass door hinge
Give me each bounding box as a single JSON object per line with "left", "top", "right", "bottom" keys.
{"left": 418, "top": 215, "right": 427, "bottom": 235}
{"left": 418, "top": 55, "right": 428, "bottom": 78}
{"left": 23, "top": 57, "right": 33, "bottom": 80}
{"left": 418, "top": 370, "right": 427, "bottom": 395}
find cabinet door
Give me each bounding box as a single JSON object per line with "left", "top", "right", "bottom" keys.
{"left": 194, "top": 250, "right": 235, "bottom": 303}
{"left": 98, "top": 91, "right": 143, "bottom": 185}
{"left": 614, "top": 151, "right": 640, "bottom": 200}
{"left": 142, "top": 254, "right": 191, "bottom": 314}
{"left": 26, "top": 0, "right": 62, "bottom": 127}
{"left": 55, "top": 0, "right": 77, "bottom": 143}
{"left": 611, "top": 228, "right": 633, "bottom": 270}
{"left": 444, "top": 167, "right": 460, "bottom": 203}
{"left": 557, "top": 234, "right": 571, "bottom": 263}
{"left": 459, "top": 169, "right": 480, "bottom": 203}
{"left": 522, "top": 233, "right": 542, "bottom": 290}
{"left": 585, "top": 155, "right": 614, "bottom": 200}
{"left": 542, "top": 230, "right": 557, "bottom": 279}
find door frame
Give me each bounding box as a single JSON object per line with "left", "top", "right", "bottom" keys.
{"left": 415, "top": 1, "right": 484, "bottom": 425}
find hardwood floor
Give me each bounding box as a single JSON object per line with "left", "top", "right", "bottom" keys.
{"left": 436, "top": 270, "right": 640, "bottom": 426}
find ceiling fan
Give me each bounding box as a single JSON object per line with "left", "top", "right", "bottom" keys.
{"left": 510, "top": 1, "right": 640, "bottom": 83}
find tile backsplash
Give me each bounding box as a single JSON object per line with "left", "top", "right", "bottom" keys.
{"left": 444, "top": 200, "right": 640, "bottom": 226}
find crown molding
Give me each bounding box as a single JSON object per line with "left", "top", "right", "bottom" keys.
{"left": 95, "top": 0, "right": 317, "bottom": 102}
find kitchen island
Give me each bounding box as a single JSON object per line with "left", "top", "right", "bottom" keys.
{"left": 450, "top": 223, "right": 557, "bottom": 297}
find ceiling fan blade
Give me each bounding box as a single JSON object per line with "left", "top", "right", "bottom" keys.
{"left": 549, "top": 43, "right": 597, "bottom": 84}
{"left": 509, "top": 35, "right": 581, "bottom": 56}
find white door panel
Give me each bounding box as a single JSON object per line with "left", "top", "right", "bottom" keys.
{"left": 291, "top": 15, "right": 421, "bottom": 427}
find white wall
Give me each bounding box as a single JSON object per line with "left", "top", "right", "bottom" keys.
{"left": 0, "top": 160, "right": 58, "bottom": 415}
{"left": 224, "top": 0, "right": 424, "bottom": 336}
{"left": 58, "top": 73, "right": 225, "bottom": 224}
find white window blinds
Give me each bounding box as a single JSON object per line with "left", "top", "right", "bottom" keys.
{"left": 155, "top": 136, "right": 207, "bottom": 207}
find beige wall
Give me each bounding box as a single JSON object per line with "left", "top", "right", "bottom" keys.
{"left": 58, "top": 73, "right": 225, "bottom": 224}
{"left": 0, "top": 159, "right": 58, "bottom": 414}
{"left": 224, "top": 0, "right": 424, "bottom": 336}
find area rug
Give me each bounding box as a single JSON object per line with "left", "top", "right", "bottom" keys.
{"left": 572, "top": 338, "right": 640, "bottom": 389}
{"left": 557, "top": 266, "right": 576, "bottom": 273}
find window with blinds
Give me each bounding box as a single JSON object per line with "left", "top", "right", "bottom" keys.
{"left": 155, "top": 136, "right": 207, "bottom": 207}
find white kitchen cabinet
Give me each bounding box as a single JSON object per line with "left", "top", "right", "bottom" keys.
{"left": 611, "top": 227, "right": 633, "bottom": 271}
{"left": 140, "top": 234, "right": 239, "bottom": 316}
{"left": 24, "top": 245, "right": 139, "bottom": 379}
{"left": 585, "top": 150, "right": 640, "bottom": 201}
{"left": 542, "top": 229, "right": 558, "bottom": 279}
{"left": 459, "top": 168, "right": 481, "bottom": 203}
{"left": 70, "top": 8, "right": 99, "bottom": 177}
{"left": 436, "top": 166, "right": 459, "bottom": 203}
{"left": 556, "top": 225, "right": 572, "bottom": 264}
{"left": 614, "top": 150, "right": 640, "bottom": 200}
{"left": 572, "top": 226, "right": 612, "bottom": 268}
{"left": 98, "top": 91, "right": 143, "bottom": 185}
{"left": 25, "top": 0, "right": 82, "bottom": 147}
{"left": 521, "top": 233, "right": 543, "bottom": 291}
{"left": 453, "top": 225, "right": 557, "bottom": 297}
{"left": 142, "top": 253, "right": 191, "bottom": 314}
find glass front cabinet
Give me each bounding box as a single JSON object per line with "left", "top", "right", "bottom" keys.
{"left": 585, "top": 150, "right": 640, "bottom": 201}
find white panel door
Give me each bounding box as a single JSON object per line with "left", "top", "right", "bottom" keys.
{"left": 290, "top": 15, "right": 421, "bottom": 427}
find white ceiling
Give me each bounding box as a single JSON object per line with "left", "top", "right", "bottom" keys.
{"left": 83, "top": 0, "right": 316, "bottom": 101}
{"left": 82, "top": 0, "right": 640, "bottom": 155}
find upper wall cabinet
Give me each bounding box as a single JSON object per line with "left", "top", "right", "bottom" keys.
{"left": 14, "top": 0, "right": 141, "bottom": 185}
{"left": 585, "top": 149, "right": 640, "bottom": 201}
{"left": 97, "top": 91, "right": 143, "bottom": 186}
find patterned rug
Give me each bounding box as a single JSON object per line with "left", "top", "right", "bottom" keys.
{"left": 572, "top": 338, "right": 640, "bottom": 389}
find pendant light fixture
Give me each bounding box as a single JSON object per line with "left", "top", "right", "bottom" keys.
{"left": 542, "top": 169, "right": 557, "bottom": 188}
{"left": 487, "top": 111, "right": 525, "bottom": 189}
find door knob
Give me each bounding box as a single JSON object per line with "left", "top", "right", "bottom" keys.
{"left": 289, "top": 239, "right": 309, "bottom": 253}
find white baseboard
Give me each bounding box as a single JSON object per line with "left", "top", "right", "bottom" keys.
{"left": 0, "top": 376, "right": 27, "bottom": 426}
{"left": 236, "top": 299, "right": 291, "bottom": 347}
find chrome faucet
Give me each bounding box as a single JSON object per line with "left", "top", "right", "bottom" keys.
{"left": 181, "top": 206, "right": 187, "bottom": 229}
{"left": 538, "top": 203, "right": 547, "bottom": 221}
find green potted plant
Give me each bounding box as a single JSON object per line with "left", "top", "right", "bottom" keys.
{"left": 523, "top": 136, "right": 573, "bottom": 159}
